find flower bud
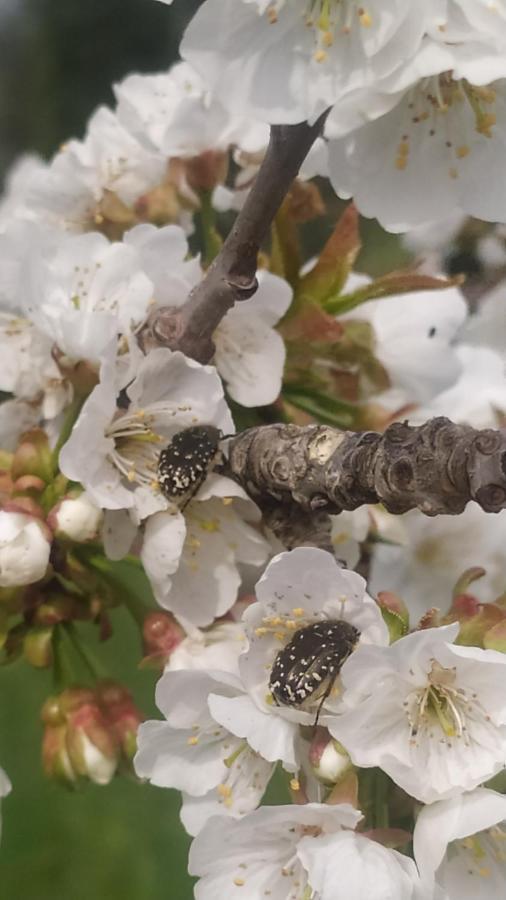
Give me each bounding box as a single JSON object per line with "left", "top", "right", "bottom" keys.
{"left": 141, "top": 611, "right": 184, "bottom": 669}
{"left": 41, "top": 688, "right": 119, "bottom": 787}
{"left": 42, "top": 723, "right": 77, "bottom": 786}
{"left": 23, "top": 627, "right": 53, "bottom": 668}
{"left": 309, "top": 729, "right": 352, "bottom": 785}
{"left": 64, "top": 697, "right": 119, "bottom": 786}
{"left": 377, "top": 590, "right": 409, "bottom": 642}
{"left": 184, "top": 150, "right": 228, "bottom": 193}
{"left": 11, "top": 429, "right": 53, "bottom": 483}
{"left": 96, "top": 681, "right": 144, "bottom": 763}
{"left": 47, "top": 493, "right": 103, "bottom": 543}
{"left": 0, "top": 511, "right": 51, "bottom": 587}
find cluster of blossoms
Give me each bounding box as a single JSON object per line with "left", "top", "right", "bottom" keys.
{"left": 168, "top": 0, "right": 506, "bottom": 231}
{"left": 1, "top": 0, "right": 506, "bottom": 896}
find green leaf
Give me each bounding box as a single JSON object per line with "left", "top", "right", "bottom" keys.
{"left": 324, "top": 270, "right": 463, "bottom": 315}
{"left": 297, "top": 203, "right": 361, "bottom": 305}
{"left": 283, "top": 385, "right": 356, "bottom": 428}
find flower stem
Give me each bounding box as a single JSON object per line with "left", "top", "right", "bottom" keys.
{"left": 52, "top": 625, "right": 78, "bottom": 690}
{"left": 199, "top": 189, "right": 222, "bottom": 267}
{"left": 374, "top": 769, "right": 390, "bottom": 830}
{"left": 63, "top": 622, "right": 107, "bottom": 681}
{"left": 51, "top": 395, "right": 85, "bottom": 473}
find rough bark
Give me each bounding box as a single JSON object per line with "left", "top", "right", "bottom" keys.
{"left": 139, "top": 115, "right": 328, "bottom": 363}
{"left": 261, "top": 501, "right": 334, "bottom": 555}
{"left": 225, "top": 417, "right": 506, "bottom": 517}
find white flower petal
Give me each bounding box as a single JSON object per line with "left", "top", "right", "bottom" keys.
{"left": 208, "top": 692, "right": 298, "bottom": 770}
{"left": 298, "top": 830, "right": 422, "bottom": 900}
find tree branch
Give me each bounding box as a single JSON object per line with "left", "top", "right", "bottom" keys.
{"left": 225, "top": 417, "right": 506, "bottom": 517}
{"left": 139, "top": 114, "right": 328, "bottom": 363}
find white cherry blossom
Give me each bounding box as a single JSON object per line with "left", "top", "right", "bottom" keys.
{"left": 166, "top": 620, "right": 247, "bottom": 677}
{"left": 0, "top": 153, "right": 48, "bottom": 228}
{"left": 126, "top": 222, "right": 293, "bottom": 406}
{"left": 24, "top": 107, "right": 165, "bottom": 233}
{"left": 414, "top": 787, "right": 506, "bottom": 900}
{"left": 115, "top": 62, "right": 269, "bottom": 158}
{"left": 330, "top": 623, "right": 506, "bottom": 804}
{"left": 59, "top": 349, "right": 269, "bottom": 626}
{"left": 330, "top": 507, "right": 371, "bottom": 568}
{"left": 141, "top": 476, "right": 269, "bottom": 627}
{"left": 340, "top": 273, "right": 467, "bottom": 409}
{"left": 437, "top": 0, "right": 506, "bottom": 49}
{"left": 134, "top": 668, "right": 275, "bottom": 835}
{"left": 59, "top": 347, "right": 233, "bottom": 517}
{"left": 0, "top": 314, "right": 71, "bottom": 419}
{"left": 413, "top": 345, "right": 506, "bottom": 428}
{"left": 179, "top": 0, "right": 435, "bottom": 125}
{"left": 462, "top": 279, "right": 506, "bottom": 355}
{"left": 123, "top": 222, "right": 201, "bottom": 307}
{"left": 164, "top": 552, "right": 381, "bottom": 778}
{"left": 20, "top": 231, "right": 153, "bottom": 365}
{"left": 234, "top": 548, "right": 388, "bottom": 733}
{"left": 328, "top": 73, "right": 506, "bottom": 231}
{"left": 369, "top": 504, "right": 506, "bottom": 623}
{"left": 189, "top": 802, "right": 425, "bottom": 900}
{"left": 213, "top": 270, "right": 292, "bottom": 406}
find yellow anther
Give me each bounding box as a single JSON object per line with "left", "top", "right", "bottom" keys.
{"left": 217, "top": 783, "right": 232, "bottom": 798}
{"left": 198, "top": 518, "right": 220, "bottom": 533}
{"left": 292, "top": 608, "right": 305, "bottom": 617}
{"left": 290, "top": 778, "right": 300, "bottom": 791}
{"left": 456, "top": 145, "right": 470, "bottom": 158}
{"left": 187, "top": 736, "right": 199, "bottom": 746}
{"left": 359, "top": 11, "right": 372, "bottom": 26}
{"left": 255, "top": 627, "right": 269, "bottom": 637}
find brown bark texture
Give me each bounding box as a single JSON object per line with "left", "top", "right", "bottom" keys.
{"left": 225, "top": 417, "right": 506, "bottom": 517}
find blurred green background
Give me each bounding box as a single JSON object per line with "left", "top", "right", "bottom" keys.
{"left": 0, "top": 3, "right": 204, "bottom": 898}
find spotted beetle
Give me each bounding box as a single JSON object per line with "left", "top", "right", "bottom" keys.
{"left": 157, "top": 425, "right": 222, "bottom": 508}
{"left": 269, "top": 620, "right": 360, "bottom": 722}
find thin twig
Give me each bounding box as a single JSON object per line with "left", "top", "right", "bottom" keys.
{"left": 139, "top": 114, "right": 328, "bottom": 363}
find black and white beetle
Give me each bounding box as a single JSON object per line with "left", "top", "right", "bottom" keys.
{"left": 157, "top": 425, "right": 223, "bottom": 508}
{"left": 269, "top": 620, "right": 360, "bottom": 722}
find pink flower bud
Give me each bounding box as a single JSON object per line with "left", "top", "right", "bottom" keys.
{"left": 141, "top": 611, "right": 184, "bottom": 669}
{"left": 41, "top": 688, "right": 119, "bottom": 787}
{"left": 97, "top": 681, "right": 144, "bottom": 763}
{"left": 309, "top": 728, "right": 351, "bottom": 785}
